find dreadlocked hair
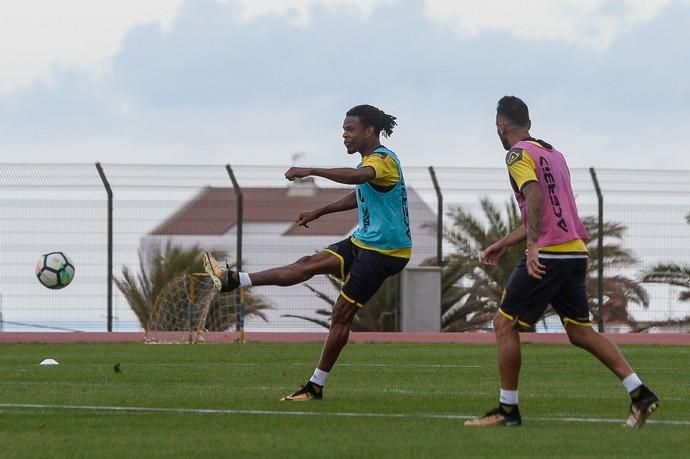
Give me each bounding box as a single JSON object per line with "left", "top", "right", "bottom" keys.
{"left": 346, "top": 105, "right": 397, "bottom": 138}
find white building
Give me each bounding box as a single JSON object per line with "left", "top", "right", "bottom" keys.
{"left": 140, "top": 179, "right": 437, "bottom": 331}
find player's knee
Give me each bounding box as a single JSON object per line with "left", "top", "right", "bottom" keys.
{"left": 566, "top": 326, "right": 590, "bottom": 348}
{"left": 568, "top": 334, "right": 585, "bottom": 348}
{"left": 331, "top": 308, "right": 349, "bottom": 325}
{"left": 294, "top": 255, "right": 314, "bottom": 265}
{"left": 292, "top": 255, "right": 317, "bottom": 279}
{"left": 332, "top": 298, "right": 357, "bottom": 325}
{"left": 493, "top": 314, "right": 515, "bottom": 335}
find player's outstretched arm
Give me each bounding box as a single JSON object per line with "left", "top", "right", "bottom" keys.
{"left": 285, "top": 166, "right": 375, "bottom": 185}
{"left": 296, "top": 191, "right": 357, "bottom": 228}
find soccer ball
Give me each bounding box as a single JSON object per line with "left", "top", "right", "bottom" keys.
{"left": 35, "top": 252, "right": 75, "bottom": 289}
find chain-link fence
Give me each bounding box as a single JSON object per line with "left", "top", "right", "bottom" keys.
{"left": 1, "top": 164, "right": 688, "bottom": 333}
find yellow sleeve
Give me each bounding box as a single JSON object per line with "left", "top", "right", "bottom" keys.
{"left": 506, "top": 148, "right": 537, "bottom": 191}
{"left": 361, "top": 153, "right": 400, "bottom": 187}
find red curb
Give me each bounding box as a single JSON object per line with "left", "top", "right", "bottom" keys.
{"left": 0, "top": 332, "right": 688, "bottom": 345}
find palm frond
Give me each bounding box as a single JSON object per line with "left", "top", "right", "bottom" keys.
{"left": 304, "top": 283, "right": 338, "bottom": 307}
{"left": 643, "top": 264, "right": 690, "bottom": 288}
{"left": 281, "top": 314, "right": 330, "bottom": 329}
{"left": 635, "top": 315, "right": 690, "bottom": 332}
{"left": 582, "top": 217, "right": 629, "bottom": 241}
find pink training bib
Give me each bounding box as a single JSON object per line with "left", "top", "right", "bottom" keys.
{"left": 512, "top": 140, "right": 589, "bottom": 247}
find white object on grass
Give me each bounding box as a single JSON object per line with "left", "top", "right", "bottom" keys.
{"left": 39, "top": 358, "right": 59, "bottom": 365}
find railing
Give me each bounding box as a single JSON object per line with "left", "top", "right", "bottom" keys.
{"left": 1, "top": 163, "right": 688, "bottom": 333}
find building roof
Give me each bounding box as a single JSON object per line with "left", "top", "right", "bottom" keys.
{"left": 150, "top": 185, "right": 358, "bottom": 237}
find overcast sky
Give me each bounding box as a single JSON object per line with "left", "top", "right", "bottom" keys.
{"left": 1, "top": 0, "right": 689, "bottom": 169}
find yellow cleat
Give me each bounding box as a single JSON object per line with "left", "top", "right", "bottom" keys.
{"left": 202, "top": 252, "right": 239, "bottom": 292}
{"left": 624, "top": 386, "right": 659, "bottom": 428}
{"left": 202, "top": 252, "right": 225, "bottom": 290}
{"left": 464, "top": 406, "right": 522, "bottom": 427}
{"left": 280, "top": 382, "right": 323, "bottom": 401}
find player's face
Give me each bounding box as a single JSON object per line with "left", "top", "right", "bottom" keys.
{"left": 342, "top": 116, "right": 372, "bottom": 154}
{"left": 496, "top": 115, "right": 512, "bottom": 151}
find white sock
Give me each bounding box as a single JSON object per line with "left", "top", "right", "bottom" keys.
{"left": 238, "top": 272, "right": 252, "bottom": 287}
{"left": 309, "top": 368, "right": 329, "bottom": 387}
{"left": 499, "top": 388, "right": 519, "bottom": 406}
{"left": 622, "top": 373, "right": 643, "bottom": 393}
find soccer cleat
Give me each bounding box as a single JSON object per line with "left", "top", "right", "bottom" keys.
{"left": 280, "top": 381, "right": 323, "bottom": 401}
{"left": 464, "top": 404, "right": 522, "bottom": 427}
{"left": 625, "top": 385, "right": 659, "bottom": 428}
{"left": 202, "top": 252, "right": 239, "bottom": 293}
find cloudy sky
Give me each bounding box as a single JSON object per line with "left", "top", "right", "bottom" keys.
{"left": 1, "top": 0, "right": 689, "bottom": 169}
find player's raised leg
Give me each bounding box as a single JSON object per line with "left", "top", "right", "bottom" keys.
{"left": 203, "top": 250, "right": 341, "bottom": 293}
{"left": 565, "top": 323, "right": 660, "bottom": 428}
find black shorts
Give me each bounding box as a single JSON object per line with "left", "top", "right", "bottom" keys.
{"left": 325, "top": 238, "right": 409, "bottom": 306}
{"left": 499, "top": 257, "right": 591, "bottom": 327}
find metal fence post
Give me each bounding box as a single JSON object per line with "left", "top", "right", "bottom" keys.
{"left": 95, "top": 163, "right": 114, "bottom": 332}
{"left": 428, "top": 166, "right": 443, "bottom": 266}
{"left": 589, "top": 167, "right": 605, "bottom": 333}
{"left": 225, "top": 165, "right": 244, "bottom": 341}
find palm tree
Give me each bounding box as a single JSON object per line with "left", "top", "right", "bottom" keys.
{"left": 581, "top": 217, "right": 648, "bottom": 329}
{"left": 115, "top": 241, "right": 270, "bottom": 331}
{"left": 438, "top": 198, "right": 649, "bottom": 331}
{"left": 640, "top": 211, "right": 690, "bottom": 329}
{"left": 436, "top": 198, "right": 524, "bottom": 331}
{"left": 283, "top": 275, "right": 400, "bottom": 331}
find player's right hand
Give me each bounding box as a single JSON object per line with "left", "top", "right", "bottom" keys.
{"left": 526, "top": 244, "right": 546, "bottom": 279}
{"left": 480, "top": 242, "right": 507, "bottom": 266}
{"left": 285, "top": 167, "right": 312, "bottom": 181}
{"left": 296, "top": 210, "right": 319, "bottom": 228}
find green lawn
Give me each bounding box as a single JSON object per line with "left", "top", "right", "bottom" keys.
{"left": 0, "top": 342, "right": 688, "bottom": 458}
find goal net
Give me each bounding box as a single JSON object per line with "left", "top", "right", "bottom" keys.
{"left": 145, "top": 273, "right": 243, "bottom": 343}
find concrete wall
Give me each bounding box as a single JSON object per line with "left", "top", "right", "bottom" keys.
{"left": 400, "top": 266, "right": 441, "bottom": 332}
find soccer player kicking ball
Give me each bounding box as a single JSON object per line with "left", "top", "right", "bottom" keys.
{"left": 465, "top": 96, "right": 658, "bottom": 428}
{"left": 203, "top": 105, "right": 412, "bottom": 401}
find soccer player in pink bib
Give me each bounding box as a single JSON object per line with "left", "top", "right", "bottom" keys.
{"left": 465, "top": 96, "right": 658, "bottom": 428}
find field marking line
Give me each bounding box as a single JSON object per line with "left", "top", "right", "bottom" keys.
{"left": 1, "top": 403, "right": 688, "bottom": 426}
{"left": 338, "top": 363, "right": 482, "bottom": 368}
{"left": 104, "top": 363, "right": 483, "bottom": 368}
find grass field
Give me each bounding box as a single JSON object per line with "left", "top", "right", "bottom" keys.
{"left": 0, "top": 342, "right": 688, "bottom": 458}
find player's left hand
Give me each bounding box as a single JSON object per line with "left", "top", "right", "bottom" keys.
{"left": 296, "top": 210, "right": 320, "bottom": 228}
{"left": 284, "top": 167, "right": 312, "bottom": 181}
{"left": 526, "top": 244, "right": 546, "bottom": 279}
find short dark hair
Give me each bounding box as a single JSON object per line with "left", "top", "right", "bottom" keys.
{"left": 346, "top": 105, "right": 397, "bottom": 138}
{"left": 497, "top": 96, "right": 530, "bottom": 128}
